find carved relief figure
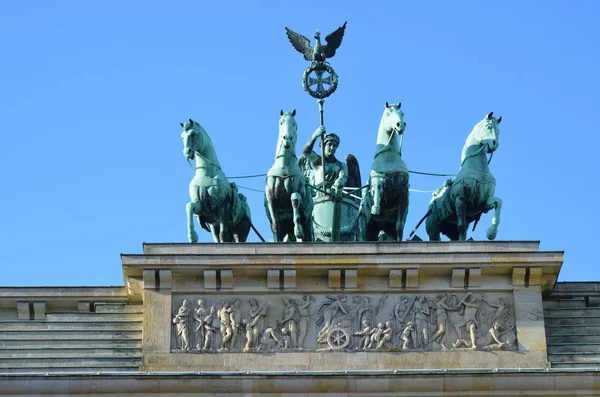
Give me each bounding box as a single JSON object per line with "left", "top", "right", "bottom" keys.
{"left": 242, "top": 318, "right": 254, "bottom": 352}
{"left": 279, "top": 327, "right": 292, "bottom": 349}
{"left": 413, "top": 295, "right": 430, "bottom": 349}
{"left": 351, "top": 295, "right": 372, "bottom": 335}
{"left": 401, "top": 322, "right": 415, "bottom": 350}
{"left": 246, "top": 298, "right": 267, "bottom": 350}
{"left": 202, "top": 306, "right": 216, "bottom": 350}
{"left": 377, "top": 321, "right": 393, "bottom": 349}
{"left": 172, "top": 299, "right": 191, "bottom": 350}
{"left": 452, "top": 293, "right": 481, "bottom": 349}
{"left": 485, "top": 296, "right": 510, "bottom": 328}
{"left": 393, "top": 296, "right": 412, "bottom": 341}
{"left": 431, "top": 294, "right": 456, "bottom": 350}
{"left": 193, "top": 299, "right": 206, "bottom": 350}
{"left": 367, "top": 322, "right": 385, "bottom": 349}
{"left": 485, "top": 322, "right": 516, "bottom": 350}
{"left": 230, "top": 299, "right": 242, "bottom": 349}
{"left": 259, "top": 326, "right": 285, "bottom": 350}
{"left": 278, "top": 297, "right": 298, "bottom": 348}
{"left": 295, "top": 294, "right": 314, "bottom": 349}
{"left": 317, "top": 295, "right": 351, "bottom": 343}
{"left": 354, "top": 319, "right": 372, "bottom": 350}
{"left": 217, "top": 302, "right": 234, "bottom": 351}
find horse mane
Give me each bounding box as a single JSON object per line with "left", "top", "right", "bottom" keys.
{"left": 460, "top": 116, "right": 499, "bottom": 165}
{"left": 375, "top": 110, "right": 401, "bottom": 155}
{"left": 191, "top": 120, "right": 223, "bottom": 169}
{"left": 275, "top": 112, "right": 298, "bottom": 160}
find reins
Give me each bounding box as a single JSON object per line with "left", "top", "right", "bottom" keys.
{"left": 373, "top": 127, "right": 404, "bottom": 159}
{"left": 187, "top": 150, "right": 223, "bottom": 171}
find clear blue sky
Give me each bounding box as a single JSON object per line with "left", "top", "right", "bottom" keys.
{"left": 1, "top": 1, "right": 598, "bottom": 286}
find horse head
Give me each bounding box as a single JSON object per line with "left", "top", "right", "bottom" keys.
{"left": 473, "top": 112, "right": 502, "bottom": 154}
{"left": 277, "top": 109, "right": 298, "bottom": 157}
{"left": 382, "top": 102, "right": 406, "bottom": 136}
{"left": 180, "top": 118, "right": 202, "bottom": 160}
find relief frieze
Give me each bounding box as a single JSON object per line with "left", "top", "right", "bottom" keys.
{"left": 171, "top": 293, "right": 517, "bottom": 353}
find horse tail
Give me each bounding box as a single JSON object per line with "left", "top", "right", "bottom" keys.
{"left": 199, "top": 217, "right": 211, "bottom": 233}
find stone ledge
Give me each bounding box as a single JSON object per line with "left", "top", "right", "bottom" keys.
{"left": 0, "top": 370, "right": 598, "bottom": 396}
{"left": 141, "top": 240, "right": 543, "bottom": 255}
{"left": 141, "top": 350, "right": 548, "bottom": 372}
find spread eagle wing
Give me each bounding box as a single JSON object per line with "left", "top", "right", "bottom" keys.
{"left": 323, "top": 21, "right": 347, "bottom": 59}
{"left": 345, "top": 153, "right": 362, "bottom": 189}
{"left": 285, "top": 27, "right": 313, "bottom": 61}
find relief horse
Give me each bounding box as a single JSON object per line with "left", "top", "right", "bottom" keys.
{"left": 358, "top": 102, "right": 409, "bottom": 241}
{"left": 181, "top": 119, "right": 251, "bottom": 243}
{"left": 265, "top": 110, "right": 313, "bottom": 242}
{"left": 426, "top": 112, "right": 502, "bottom": 241}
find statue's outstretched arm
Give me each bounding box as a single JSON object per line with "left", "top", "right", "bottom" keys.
{"left": 303, "top": 125, "right": 326, "bottom": 163}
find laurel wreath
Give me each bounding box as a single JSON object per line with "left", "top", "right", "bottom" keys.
{"left": 302, "top": 63, "right": 339, "bottom": 99}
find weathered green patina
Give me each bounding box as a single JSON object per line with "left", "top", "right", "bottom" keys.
{"left": 358, "top": 102, "right": 410, "bottom": 241}
{"left": 181, "top": 119, "right": 252, "bottom": 243}
{"left": 264, "top": 110, "right": 314, "bottom": 242}
{"left": 426, "top": 112, "right": 503, "bottom": 241}
{"left": 301, "top": 126, "right": 361, "bottom": 242}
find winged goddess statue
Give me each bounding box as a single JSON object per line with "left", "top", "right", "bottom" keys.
{"left": 285, "top": 22, "right": 347, "bottom": 65}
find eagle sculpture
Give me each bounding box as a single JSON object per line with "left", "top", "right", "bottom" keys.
{"left": 285, "top": 21, "right": 347, "bottom": 64}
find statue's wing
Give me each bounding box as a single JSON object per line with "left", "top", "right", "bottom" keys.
{"left": 345, "top": 153, "right": 362, "bottom": 189}
{"left": 298, "top": 154, "right": 313, "bottom": 178}
{"left": 323, "top": 21, "right": 347, "bottom": 58}
{"left": 285, "top": 27, "right": 313, "bottom": 61}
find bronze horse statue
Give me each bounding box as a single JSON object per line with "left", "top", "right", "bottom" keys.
{"left": 358, "top": 102, "right": 409, "bottom": 241}
{"left": 181, "top": 119, "right": 252, "bottom": 243}
{"left": 426, "top": 112, "right": 502, "bottom": 241}
{"left": 265, "top": 110, "right": 314, "bottom": 242}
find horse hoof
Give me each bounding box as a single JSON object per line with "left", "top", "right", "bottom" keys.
{"left": 188, "top": 230, "right": 198, "bottom": 243}
{"left": 486, "top": 227, "right": 497, "bottom": 240}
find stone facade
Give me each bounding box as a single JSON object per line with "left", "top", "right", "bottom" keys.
{"left": 10, "top": 240, "right": 600, "bottom": 396}
{"left": 123, "top": 241, "right": 560, "bottom": 372}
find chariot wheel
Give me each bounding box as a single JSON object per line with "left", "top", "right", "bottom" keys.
{"left": 327, "top": 327, "right": 350, "bottom": 350}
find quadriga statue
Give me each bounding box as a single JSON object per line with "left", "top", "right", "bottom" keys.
{"left": 426, "top": 112, "right": 502, "bottom": 241}
{"left": 180, "top": 119, "right": 252, "bottom": 243}
{"left": 358, "top": 102, "right": 409, "bottom": 241}
{"left": 265, "top": 110, "right": 314, "bottom": 242}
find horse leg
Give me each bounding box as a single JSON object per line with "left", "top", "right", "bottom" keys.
{"left": 290, "top": 192, "right": 304, "bottom": 240}
{"left": 303, "top": 185, "right": 314, "bottom": 242}
{"left": 484, "top": 196, "right": 502, "bottom": 240}
{"left": 285, "top": 177, "right": 304, "bottom": 241}
{"left": 266, "top": 178, "right": 282, "bottom": 242}
{"left": 357, "top": 208, "right": 367, "bottom": 242}
{"left": 232, "top": 226, "right": 240, "bottom": 243}
{"left": 424, "top": 207, "right": 437, "bottom": 241}
{"left": 395, "top": 186, "right": 409, "bottom": 241}
{"left": 371, "top": 176, "right": 382, "bottom": 215}
{"left": 186, "top": 201, "right": 199, "bottom": 243}
{"left": 210, "top": 224, "right": 220, "bottom": 243}
{"left": 455, "top": 196, "right": 468, "bottom": 241}
{"left": 218, "top": 203, "right": 231, "bottom": 243}
{"left": 186, "top": 184, "right": 201, "bottom": 242}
